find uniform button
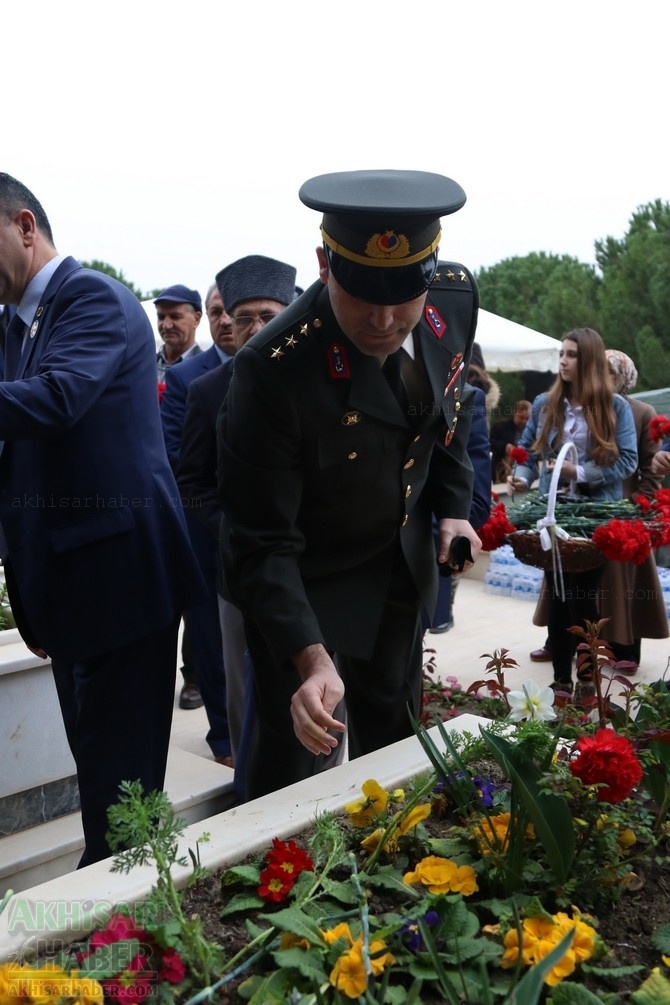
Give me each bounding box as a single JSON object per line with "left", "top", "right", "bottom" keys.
{"left": 348, "top": 451, "right": 358, "bottom": 460}
{"left": 402, "top": 514, "right": 409, "bottom": 526}
{"left": 405, "top": 485, "right": 412, "bottom": 498}
{"left": 403, "top": 458, "right": 414, "bottom": 470}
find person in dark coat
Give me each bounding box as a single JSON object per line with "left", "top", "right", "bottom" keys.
{"left": 0, "top": 173, "right": 202, "bottom": 865}
{"left": 218, "top": 169, "right": 482, "bottom": 798}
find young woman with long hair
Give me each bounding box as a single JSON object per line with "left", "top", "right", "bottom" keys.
{"left": 508, "top": 328, "right": 638, "bottom": 691}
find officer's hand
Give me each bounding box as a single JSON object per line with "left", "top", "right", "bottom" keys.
{"left": 436, "top": 518, "right": 481, "bottom": 572}
{"left": 290, "top": 644, "right": 346, "bottom": 756}
{"left": 652, "top": 450, "right": 670, "bottom": 476}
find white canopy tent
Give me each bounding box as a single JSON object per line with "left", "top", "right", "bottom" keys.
{"left": 474, "top": 310, "right": 560, "bottom": 373}
{"left": 143, "top": 300, "right": 560, "bottom": 373}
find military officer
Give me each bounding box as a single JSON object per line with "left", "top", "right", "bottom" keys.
{"left": 218, "top": 169, "right": 482, "bottom": 798}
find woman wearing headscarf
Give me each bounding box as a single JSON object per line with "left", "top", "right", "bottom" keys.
{"left": 597, "top": 350, "right": 669, "bottom": 666}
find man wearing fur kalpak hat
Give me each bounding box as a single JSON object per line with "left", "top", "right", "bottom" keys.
{"left": 218, "top": 170, "right": 482, "bottom": 799}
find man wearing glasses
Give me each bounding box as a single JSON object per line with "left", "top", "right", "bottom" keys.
{"left": 176, "top": 255, "right": 297, "bottom": 785}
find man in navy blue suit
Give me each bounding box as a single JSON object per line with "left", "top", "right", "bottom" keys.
{"left": 157, "top": 281, "right": 239, "bottom": 759}
{"left": 0, "top": 173, "right": 202, "bottom": 865}
{"left": 158, "top": 282, "right": 236, "bottom": 716}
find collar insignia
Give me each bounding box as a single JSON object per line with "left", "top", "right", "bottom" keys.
{"left": 328, "top": 342, "right": 351, "bottom": 379}
{"left": 425, "top": 305, "right": 446, "bottom": 338}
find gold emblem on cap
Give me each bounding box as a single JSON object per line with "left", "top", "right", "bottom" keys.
{"left": 342, "top": 411, "right": 361, "bottom": 426}
{"left": 270, "top": 346, "right": 284, "bottom": 360}
{"left": 365, "top": 231, "right": 411, "bottom": 260}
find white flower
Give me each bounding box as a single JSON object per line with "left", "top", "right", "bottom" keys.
{"left": 507, "top": 680, "right": 557, "bottom": 722}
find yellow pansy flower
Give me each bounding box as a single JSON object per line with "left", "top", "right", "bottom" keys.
{"left": 321, "top": 922, "right": 354, "bottom": 946}
{"left": 404, "top": 855, "right": 478, "bottom": 896}
{"left": 345, "top": 779, "right": 389, "bottom": 827}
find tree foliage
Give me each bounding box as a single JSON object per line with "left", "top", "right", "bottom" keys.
{"left": 80, "top": 259, "right": 147, "bottom": 301}
{"left": 475, "top": 200, "right": 670, "bottom": 391}
{"left": 595, "top": 199, "right": 670, "bottom": 387}
{"left": 475, "top": 253, "right": 600, "bottom": 340}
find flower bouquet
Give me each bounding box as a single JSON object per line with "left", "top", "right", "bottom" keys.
{"left": 478, "top": 437, "right": 670, "bottom": 579}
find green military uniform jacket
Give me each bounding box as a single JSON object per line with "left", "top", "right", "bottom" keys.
{"left": 218, "top": 262, "right": 479, "bottom": 664}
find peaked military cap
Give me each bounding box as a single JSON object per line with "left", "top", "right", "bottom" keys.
{"left": 299, "top": 170, "right": 466, "bottom": 305}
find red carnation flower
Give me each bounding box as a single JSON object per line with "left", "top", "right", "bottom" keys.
{"left": 592, "top": 519, "right": 651, "bottom": 565}
{"left": 509, "top": 445, "right": 529, "bottom": 465}
{"left": 649, "top": 414, "right": 670, "bottom": 444}
{"left": 570, "top": 729, "right": 643, "bottom": 803}
{"left": 478, "top": 502, "right": 518, "bottom": 552}
{"left": 157, "top": 381, "right": 167, "bottom": 402}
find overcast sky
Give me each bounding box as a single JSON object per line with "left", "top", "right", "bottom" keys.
{"left": 4, "top": 0, "right": 668, "bottom": 302}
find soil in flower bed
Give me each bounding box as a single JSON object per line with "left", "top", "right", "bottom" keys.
{"left": 179, "top": 811, "right": 670, "bottom": 1002}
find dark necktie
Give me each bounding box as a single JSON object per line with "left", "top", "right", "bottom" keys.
{"left": 4, "top": 313, "right": 27, "bottom": 381}
{"left": 383, "top": 351, "right": 409, "bottom": 412}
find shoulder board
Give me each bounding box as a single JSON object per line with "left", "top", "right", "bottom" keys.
{"left": 255, "top": 282, "right": 332, "bottom": 364}
{"left": 430, "top": 261, "right": 477, "bottom": 290}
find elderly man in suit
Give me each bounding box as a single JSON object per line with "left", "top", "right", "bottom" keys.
{"left": 162, "top": 258, "right": 296, "bottom": 767}
{"left": 0, "top": 172, "right": 201, "bottom": 865}
{"left": 158, "top": 281, "right": 236, "bottom": 716}
{"left": 176, "top": 256, "right": 297, "bottom": 786}
{"left": 218, "top": 170, "right": 482, "bottom": 799}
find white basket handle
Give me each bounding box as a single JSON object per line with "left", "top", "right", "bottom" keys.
{"left": 535, "top": 441, "right": 578, "bottom": 599}
{"left": 536, "top": 441, "right": 578, "bottom": 546}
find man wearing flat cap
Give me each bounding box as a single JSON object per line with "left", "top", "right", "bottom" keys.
{"left": 218, "top": 170, "right": 482, "bottom": 799}
{"left": 155, "top": 284, "right": 203, "bottom": 383}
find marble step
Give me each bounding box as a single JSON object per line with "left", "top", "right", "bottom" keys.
{"left": 0, "top": 748, "right": 234, "bottom": 895}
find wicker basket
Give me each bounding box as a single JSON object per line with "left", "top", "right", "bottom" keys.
{"left": 506, "top": 530, "right": 605, "bottom": 572}
{"left": 505, "top": 441, "right": 605, "bottom": 574}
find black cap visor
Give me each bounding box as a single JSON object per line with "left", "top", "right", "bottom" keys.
{"left": 325, "top": 246, "right": 439, "bottom": 305}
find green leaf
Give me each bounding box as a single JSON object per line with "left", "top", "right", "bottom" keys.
{"left": 630, "top": 966, "right": 670, "bottom": 1004}
{"left": 547, "top": 981, "right": 609, "bottom": 1003}
{"left": 220, "top": 891, "right": 265, "bottom": 918}
{"left": 221, "top": 863, "right": 261, "bottom": 887}
{"left": 481, "top": 730, "right": 575, "bottom": 883}
{"left": 270, "top": 944, "right": 328, "bottom": 982}
{"left": 238, "top": 968, "right": 297, "bottom": 1003}
{"left": 652, "top": 924, "right": 670, "bottom": 954}
{"left": 318, "top": 875, "right": 361, "bottom": 905}
{"left": 258, "top": 905, "right": 325, "bottom": 944}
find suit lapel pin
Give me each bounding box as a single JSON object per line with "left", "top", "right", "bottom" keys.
{"left": 30, "top": 320, "right": 39, "bottom": 339}
{"left": 342, "top": 411, "right": 362, "bottom": 426}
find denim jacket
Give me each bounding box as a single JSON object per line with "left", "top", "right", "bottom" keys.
{"left": 514, "top": 392, "right": 638, "bottom": 501}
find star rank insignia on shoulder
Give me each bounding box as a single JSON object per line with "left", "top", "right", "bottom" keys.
{"left": 261, "top": 313, "right": 324, "bottom": 363}
{"left": 431, "top": 262, "right": 472, "bottom": 286}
